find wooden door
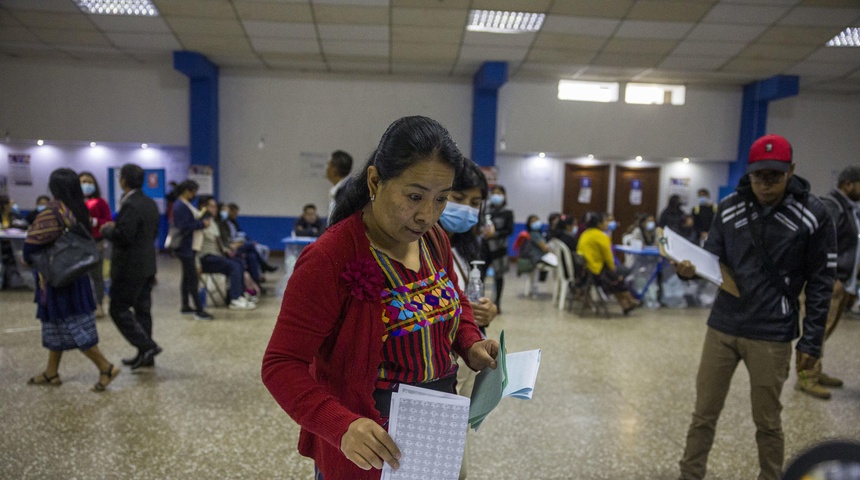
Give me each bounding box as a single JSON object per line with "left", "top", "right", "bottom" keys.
{"left": 562, "top": 164, "right": 610, "bottom": 223}
{"left": 612, "top": 166, "right": 661, "bottom": 244}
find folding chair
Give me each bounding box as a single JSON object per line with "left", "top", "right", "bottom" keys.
{"left": 549, "top": 239, "right": 574, "bottom": 310}
{"left": 199, "top": 272, "right": 229, "bottom": 308}
{"left": 570, "top": 253, "right": 611, "bottom": 318}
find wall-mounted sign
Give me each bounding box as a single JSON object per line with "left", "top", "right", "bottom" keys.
{"left": 578, "top": 177, "right": 592, "bottom": 204}
{"left": 8, "top": 154, "right": 32, "bottom": 186}
{"left": 629, "top": 179, "right": 642, "bottom": 206}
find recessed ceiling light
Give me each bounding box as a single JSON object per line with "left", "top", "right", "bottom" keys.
{"left": 635, "top": 156, "right": 643, "bottom": 162}
{"left": 73, "top": 0, "right": 159, "bottom": 16}
{"left": 539, "top": 152, "right": 546, "bottom": 158}
{"left": 37, "top": 139, "right": 44, "bottom": 146}
{"left": 467, "top": 10, "right": 544, "bottom": 34}
{"left": 682, "top": 157, "right": 690, "bottom": 163}
{"left": 587, "top": 154, "right": 594, "bottom": 159}
{"left": 141, "top": 143, "right": 148, "bottom": 149}
{"left": 90, "top": 142, "right": 97, "bottom": 147}
{"left": 826, "top": 27, "right": 860, "bottom": 47}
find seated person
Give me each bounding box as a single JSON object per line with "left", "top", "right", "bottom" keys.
{"left": 223, "top": 202, "right": 277, "bottom": 273}
{"left": 553, "top": 214, "right": 579, "bottom": 253}
{"left": 628, "top": 213, "right": 657, "bottom": 247}
{"left": 215, "top": 202, "right": 267, "bottom": 288}
{"left": 516, "top": 214, "right": 557, "bottom": 275}
{"left": 25, "top": 196, "right": 51, "bottom": 226}
{"left": 576, "top": 212, "right": 641, "bottom": 314}
{"left": 294, "top": 203, "right": 325, "bottom": 237}
{"left": 196, "top": 197, "right": 257, "bottom": 311}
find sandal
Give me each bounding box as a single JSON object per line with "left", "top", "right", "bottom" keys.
{"left": 28, "top": 372, "right": 62, "bottom": 386}
{"left": 92, "top": 364, "right": 120, "bottom": 392}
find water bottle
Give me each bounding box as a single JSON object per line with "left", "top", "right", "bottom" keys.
{"left": 466, "top": 260, "right": 485, "bottom": 302}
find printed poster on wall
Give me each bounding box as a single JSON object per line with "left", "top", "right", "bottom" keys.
{"left": 8, "top": 154, "right": 33, "bottom": 186}
{"left": 629, "top": 179, "right": 643, "bottom": 206}
{"left": 188, "top": 165, "right": 213, "bottom": 195}
{"left": 300, "top": 151, "right": 329, "bottom": 180}
{"left": 669, "top": 177, "right": 691, "bottom": 206}
{"left": 578, "top": 177, "right": 592, "bottom": 204}
{"left": 480, "top": 166, "right": 498, "bottom": 187}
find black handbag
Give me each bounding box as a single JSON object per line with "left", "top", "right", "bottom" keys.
{"left": 31, "top": 221, "right": 98, "bottom": 288}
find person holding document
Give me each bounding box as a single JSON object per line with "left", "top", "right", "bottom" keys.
{"left": 261, "top": 116, "right": 498, "bottom": 480}
{"left": 675, "top": 134, "right": 836, "bottom": 480}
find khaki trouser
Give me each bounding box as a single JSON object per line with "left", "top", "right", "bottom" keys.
{"left": 796, "top": 280, "right": 855, "bottom": 381}
{"left": 680, "top": 327, "right": 791, "bottom": 480}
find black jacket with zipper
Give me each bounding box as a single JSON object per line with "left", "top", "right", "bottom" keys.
{"left": 703, "top": 174, "right": 835, "bottom": 357}
{"left": 819, "top": 188, "right": 860, "bottom": 282}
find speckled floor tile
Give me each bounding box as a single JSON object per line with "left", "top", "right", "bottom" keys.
{"left": 2, "top": 257, "right": 859, "bottom": 479}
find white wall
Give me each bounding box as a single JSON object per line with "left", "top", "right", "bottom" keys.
{"left": 495, "top": 153, "right": 729, "bottom": 226}
{"left": 2, "top": 59, "right": 859, "bottom": 220}
{"left": 0, "top": 141, "right": 188, "bottom": 210}
{"left": 219, "top": 71, "right": 473, "bottom": 216}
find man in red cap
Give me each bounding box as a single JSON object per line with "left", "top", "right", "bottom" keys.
{"left": 675, "top": 134, "right": 836, "bottom": 480}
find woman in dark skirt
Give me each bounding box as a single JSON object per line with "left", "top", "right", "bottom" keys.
{"left": 23, "top": 168, "right": 120, "bottom": 392}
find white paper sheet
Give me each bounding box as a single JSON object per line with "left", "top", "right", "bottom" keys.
{"left": 661, "top": 227, "right": 722, "bottom": 285}
{"left": 381, "top": 385, "right": 470, "bottom": 480}
{"left": 502, "top": 349, "right": 542, "bottom": 400}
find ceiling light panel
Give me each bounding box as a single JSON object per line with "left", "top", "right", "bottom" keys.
{"left": 827, "top": 27, "right": 860, "bottom": 47}
{"left": 467, "top": 10, "right": 545, "bottom": 33}
{"left": 72, "top": 0, "right": 158, "bottom": 16}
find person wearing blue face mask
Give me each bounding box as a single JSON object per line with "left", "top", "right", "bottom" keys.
{"left": 24, "top": 195, "right": 51, "bottom": 226}
{"left": 439, "top": 159, "right": 498, "bottom": 480}
{"left": 516, "top": 214, "right": 553, "bottom": 276}
{"left": 629, "top": 213, "right": 657, "bottom": 247}
{"left": 80, "top": 172, "right": 113, "bottom": 318}
{"left": 483, "top": 185, "right": 514, "bottom": 313}
{"left": 691, "top": 188, "right": 718, "bottom": 244}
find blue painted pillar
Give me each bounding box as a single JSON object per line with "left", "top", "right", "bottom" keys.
{"left": 173, "top": 51, "right": 219, "bottom": 198}
{"left": 471, "top": 62, "right": 508, "bottom": 167}
{"left": 719, "top": 75, "right": 799, "bottom": 199}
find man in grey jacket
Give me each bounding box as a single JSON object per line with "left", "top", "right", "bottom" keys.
{"left": 675, "top": 134, "right": 836, "bottom": 480}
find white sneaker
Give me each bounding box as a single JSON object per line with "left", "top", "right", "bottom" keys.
{"left": 244, "top": 292, "right": 259, "bottom": 304}
{"left": 229, "top": 297, "right": 257, "bottom": 310}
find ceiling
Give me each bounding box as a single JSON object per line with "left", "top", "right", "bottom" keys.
{"left": 1, "top": 0, "right": 860, "bottom": 94}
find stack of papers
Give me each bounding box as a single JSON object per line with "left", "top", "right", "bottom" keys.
{"left": 468, "top": 330, "right": 542, "bottom": 431}
{"left": 381, "top": 385, "right": 470, "bottom": 480}
{"left": 660, "top": 227, "right": 722, "bottom": 285}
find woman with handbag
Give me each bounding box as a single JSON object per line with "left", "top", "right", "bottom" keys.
{"left": 23, "top": 168, "right": 120, "bottom": 392}
{"left": 79, "top": 171, "right": 112, "bottom": 318}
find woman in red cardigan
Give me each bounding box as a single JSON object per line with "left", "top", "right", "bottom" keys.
{"left": 262, "top": 116, "right": 499, "bottom": 479}
{"left": 80, "top": 172, "right": 112, "bottom": 318}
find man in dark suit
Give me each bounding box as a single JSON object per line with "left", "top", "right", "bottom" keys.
{"left": 100, "top": 164, "right": 162, "bottom": 370}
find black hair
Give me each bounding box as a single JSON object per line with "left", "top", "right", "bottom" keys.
{"left": 449, "top": 159, "right": 488, "bottom": 263}
{"left": 177, "top": 179, "right": 199, "bottom": 196}
{"left": 837, "top": 166, "right": 860, "bottom": 187}
{"left": 526, "top": 214, "right": 540, "bottom": 228}
{"left": 330, "top": 116, "right": 464, "bottom": 225}
{"left": 78, "top": 171, "right": 103, "bottom": 199}
{"left": 585, "top": 211, "right": 607, "bottom": 229}
{"left": 330, "top": 150, "right": 353, "bottom": 178}
{"left": 49, "top": 168, "right": 90, "bottom": 227}
{"left": 697, "top": 188, "right": 710, "bottom": 197}
{"left": 120, "top": 163, "right": 145, "bottom": 190}
{"left": 36, "top": 195, "right": 51, "bottom": 203}
{"left": 227, "top": 202, "right": 239, "bottom": 211}
{"left": 303, "top": 203, "right": 317, "bottom": 211}
{"left": 490, "top": 184, "right": 507, "bottom": 208}
{"left": 668, "top": 194, "right": 683, "bottom": 209}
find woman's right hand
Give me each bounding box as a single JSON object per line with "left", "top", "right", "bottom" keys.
{"left": 340, "top": 418, "right": 401, "bottom": 471}
{"left": 471, "top": 297, "right": 498, "bottom": 327}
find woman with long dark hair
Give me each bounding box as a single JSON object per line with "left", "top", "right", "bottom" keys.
{"left": 482, "top": 185, "right": 514, "bottom": 313}
{"left": 79, "top": 171, "right": 112, "bottom": 318}
{"left": 23, "top": 168, "right": 120, "bottom": 391}
{"left": 172, "top": 180, "right": 213, "bottom": 320}
{"left": 263, "top": 116, "right": 498, "bottom": 479}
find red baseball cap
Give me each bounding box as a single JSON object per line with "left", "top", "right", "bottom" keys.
{"left": 747, "top": 134, "right": 792, "bottom": 173}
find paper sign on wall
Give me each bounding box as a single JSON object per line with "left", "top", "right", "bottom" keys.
{"left": 8, "top": 154, "right": 32, "bottom": 186}
{"left": 578, "top": 177, "right": 592, "bottom": 204}
{"left": 188, "top": 165, "right": 213, "bottom": 195}
{"left": 669, "top": 177, "right": 691, "bottom": 206}
{"left": 629, "top": 179, "right": 642, "bottom": 206}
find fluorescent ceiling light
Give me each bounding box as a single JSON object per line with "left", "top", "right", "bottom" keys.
{"left": 467, "top": 10, "right": 544, "bottom": 34}
{"left": 73, "top": 0, "right": 159, "bottom": 16}
{"left": 826, "top": 27, "right": 860, "bottom": 47}
{"left": 625, "top": 83, "right": 686, "bottom": 105}
{"left": 558, "top": 80, "right": 619, "bottom": 103}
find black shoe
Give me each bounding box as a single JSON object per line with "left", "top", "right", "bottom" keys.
{"left": 262, "top": 263, "right": 279, "bottom": 273}
{"left": 181, "top": 307, "right": 195, "bottom": 315}
{"left": 194, "top": 310, "right": 214, "bottom": 321}
{"left": 121, "top": 353, "right": 140, "bottom": 366}
{"left": 131, "top": 346, "right": 162, "bottom": 370}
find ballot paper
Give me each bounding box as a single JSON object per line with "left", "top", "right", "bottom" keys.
{"left": 381, "top": 385, "right": 470, "bottom": 480}
{"left": 468, "top": 331, "right": 542, "bottom": 431}
{"left": 660, "top": 227, "right": 723, "bottom": 285}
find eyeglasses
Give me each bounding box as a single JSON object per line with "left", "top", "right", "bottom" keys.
{"left": 749, "top": 171, "right": 788, "bottom": 185}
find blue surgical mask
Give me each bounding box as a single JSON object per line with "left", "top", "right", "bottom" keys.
{"left": 698, "top": 196, "right": 708, "bottom": 205}
{"left": 571, "top": 225, "right": 578, "bottom": 236}
{"left": 645, "top": 221, "right": 656, "bottom": 231}
{"left": 489, "top": 194, "right": 504, "bottom": 206}
{"left": 530, "top": 220, "right": 543, "bottom": 231}
{"left": 11, "top": 203, "right": 19, "bottom": 213}
{"left": 220, "top": 210, "right": 228, "bottom": 221}
{"left": 81, "top": 183, "right": 96, "bottom": 196}
{"left": 439, "top": 202, "right": 479, "bottom": 233}
{"left": 36, "top": 204, "right": 47, "bottom": 212}
{"left": 607, "top": 220, "right": 618, "bottom": 231}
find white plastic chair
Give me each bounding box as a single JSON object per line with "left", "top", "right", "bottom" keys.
{"left": 549, "top": 239, "right": 575, "bottom": 310}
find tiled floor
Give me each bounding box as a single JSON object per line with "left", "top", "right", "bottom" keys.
{"left": 1, "top": 255, "right": 859, "bottom": 479}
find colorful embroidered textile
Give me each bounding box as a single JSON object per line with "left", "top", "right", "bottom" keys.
{"left": 25, "top": 200, "right": 73, "bottom": 246}
{"left": 373, "top": 237, "right": 463, "bottom": 388}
